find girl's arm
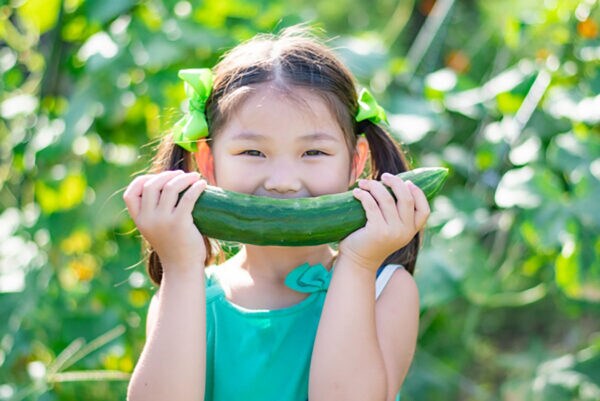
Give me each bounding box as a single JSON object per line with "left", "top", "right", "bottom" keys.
{"left": 310, "top": 175, "right": 427, "bottom": 401}
{"left": 308, "top": 254, "right": 388, "bottom": 401}
{"left": 123, "top": 171, "right": 209, "bottom": 401}
{"left": 309, "top": 257, "right": 419, "bottom": 401}
{"left": 127, "top": 264, "right": 206, "bottom": 401}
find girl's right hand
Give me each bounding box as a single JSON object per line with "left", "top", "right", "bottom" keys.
{"left": 123, "top": 170, "right": 208, "bottom": 271}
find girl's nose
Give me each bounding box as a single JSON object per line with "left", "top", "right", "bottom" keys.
{"left": 263, "top": 166, "right": 303, "bottom": 195}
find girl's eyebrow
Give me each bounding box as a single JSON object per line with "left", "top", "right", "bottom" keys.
{"left": 231, "top": 132, "right": 339, "bottom": 142}
{"left": 299, "top": 133, "right": 339, "bottom": 142}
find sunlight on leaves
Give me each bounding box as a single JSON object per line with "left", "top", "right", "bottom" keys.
{"left": 17, "top": 0, "right": 61, "bottom": 34}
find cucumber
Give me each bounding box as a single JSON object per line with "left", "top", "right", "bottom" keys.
{"left": 191, "top": 167, "right": 448, "bottom": 246}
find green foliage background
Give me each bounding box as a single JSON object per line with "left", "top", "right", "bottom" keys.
{"left": 1, "top": 0, "right": 600, "bottom": 400}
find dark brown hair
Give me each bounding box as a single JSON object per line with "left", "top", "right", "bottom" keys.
{"left": 145, "top": 25, "right": 421, "bottom": 286}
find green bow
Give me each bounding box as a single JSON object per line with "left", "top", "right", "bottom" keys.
{"left": 355, "top": 88, "right": 388, "bottom": 125}
{"left": 172, "top": 68, "right": 213, "bottom": 152}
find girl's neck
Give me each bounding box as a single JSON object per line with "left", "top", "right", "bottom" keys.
{"left": 228, "top": 244, "right": 337, "bottom": 282}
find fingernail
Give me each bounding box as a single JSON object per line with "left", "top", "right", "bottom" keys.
{"left": 353, "top": 188, "right": 361, "bottom": 195}
{"left": 382, "top": 172, "right": 392, "bottom": 179}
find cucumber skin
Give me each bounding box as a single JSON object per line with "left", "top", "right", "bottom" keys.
{"left": 191, "top": 167, "right": 449, "bottom": 246}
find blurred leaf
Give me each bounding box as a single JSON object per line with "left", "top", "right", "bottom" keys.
{"left": 547, "top": 131, "right": 599, "bottom": 173}
{"left": 520, "top": 203, "right": 570, "bottom": 252}
{"left": 415, "top": 249, "right": 462, "bottom": 309}
{"left": 504, "top": 16, "right": 521, "bottom": 49}
{"left": 555, "top": 222, "right": 600, "bottom": 301}
{"left": 533, "top": 343, "right": 600, "bottom": 401}
{"left": 17, "top": 0, "right": 61, "bottom": 34}
{"left": 388, "top": 94, "right": 445, "bottom": 144}
{"left": 495, "top": 166, "right": 564, "bottom": 209}
{"left": 83, "top": 0, "right": 138, "bottom": 25}
{"left": 497, "top": 91, "right": 523, "bottom": 114}
{"left": 333, "top": 35, "right": 389, "bottom": 80}
{"left": 143, "top": 35, "right": 187, "bottom": 69}
{"left": 35, "top": 174, "right": 87, "bottom": 214}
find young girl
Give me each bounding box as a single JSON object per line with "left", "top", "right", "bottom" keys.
{"left": 124, "top": 26, "right": 429, "bottom": 401}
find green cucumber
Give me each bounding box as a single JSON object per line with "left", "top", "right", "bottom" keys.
{"left": 191, "top": 167, "right": 448, "bottom": 246}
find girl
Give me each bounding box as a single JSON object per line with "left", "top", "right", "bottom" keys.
{"left": 124, "top": 26, "right": 429, "bottom": 401}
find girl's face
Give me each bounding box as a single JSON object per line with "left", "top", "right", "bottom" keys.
{"left": 201, "top": 85, "right": 367, "bottom": 198}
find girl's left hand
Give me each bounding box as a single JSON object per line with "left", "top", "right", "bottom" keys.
{"left": 338, "top": 172, "right": 431, "bottom": 273}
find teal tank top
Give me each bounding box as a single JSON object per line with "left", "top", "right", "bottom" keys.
{"left": 203, "top": 262, "right": 402, "bottom": 401}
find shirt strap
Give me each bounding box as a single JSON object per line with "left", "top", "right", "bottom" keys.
{"left": 375, "top": 264, "right": 404, "bottom": 300}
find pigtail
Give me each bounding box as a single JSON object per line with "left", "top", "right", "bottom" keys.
{"left": 357, "top": 120, "right": 421, "bottom": 275}
{"left": 144, "top": 134, "right": 224, "bottom": 287}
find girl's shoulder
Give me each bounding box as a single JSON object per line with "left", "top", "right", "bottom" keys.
{"left": 204, "top": 264, "right": 219, "bottom": 284}
{"left": 204, "top": 261, "right": 234, "bottom": 285}
{"left": 204, "top": 264, "right": 227, "bottom": 302}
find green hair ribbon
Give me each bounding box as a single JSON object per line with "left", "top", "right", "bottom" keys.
{"left": 355, "top": 88, "right": 388, "bottom": 125}
{"left": 172, "top": 68, "right": 213, "bottom": 152}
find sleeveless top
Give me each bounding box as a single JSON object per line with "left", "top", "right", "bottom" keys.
{"left": 203, "top": 262, "right": 404, "bottom": 401}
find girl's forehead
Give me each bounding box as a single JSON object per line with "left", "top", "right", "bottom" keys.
{"left": 241, "top": 84, "right": 329, "bottom": 112}
{"left": 216, "top": 84, "right": 347, "bottom": 142}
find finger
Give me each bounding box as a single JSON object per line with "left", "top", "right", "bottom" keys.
{"left": 408, "top": 181, "right": 431, "bottom": 230}
{"left": 140, "top": 170, "right": 185, "bottom": 212}
{"left": 358, "top": 178, "right": 399, "bottom": 225}
{"left": 175, "top": 179, "right": 207, "bottom": 217}
{"left": 123, "top": 174, "right": 156, "bottom": 220}
{"left": 382, "top": 173, "right": 415, "bottom": 225}
{"left": 352, "top": 187, "right": 386, "bottom": 227}
{"left": 156, "top": 172, "right": 202, "bottom": 213}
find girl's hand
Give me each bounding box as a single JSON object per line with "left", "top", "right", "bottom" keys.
{"left": 123, "top": 170, "right": 208, "bottom": 271}
{"left": 338, "top": 172, "right": 431, "bottom": 273}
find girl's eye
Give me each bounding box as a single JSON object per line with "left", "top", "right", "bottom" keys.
{"left": 240, "top": 150, "right": 264, "bottom": 157}
{"left": 238, "top": 150, "right": 327, "bottom": 157}
{"left": 304, "top": 150, "right": 327, "bottom": 156}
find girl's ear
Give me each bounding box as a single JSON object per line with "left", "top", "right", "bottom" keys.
{"left": 193, "top": 140, "right": 217, "bottom": 185}
{"left": 349, "top": 135, "right": 369, "bottom": 184}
